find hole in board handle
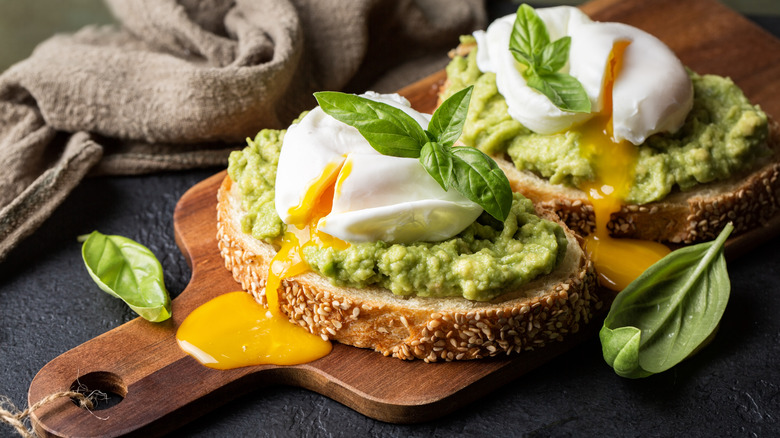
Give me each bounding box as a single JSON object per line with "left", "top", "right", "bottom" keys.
{"left": 70, "top": 371, "right": 127, "bottom": 411}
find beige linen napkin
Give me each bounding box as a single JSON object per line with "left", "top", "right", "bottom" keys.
{"left": 0, "top": 0, "right": 485, "bottom": 261}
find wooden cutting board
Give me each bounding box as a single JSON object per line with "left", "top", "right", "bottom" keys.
{"left": 28, "top": 0, "right": 780, "bottom": 436}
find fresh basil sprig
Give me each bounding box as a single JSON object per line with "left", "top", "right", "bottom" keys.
{"left": 600, "top": 223, "right": 734, "bottom": 378}
{"left": 510, "top": 4, "right": 591, "bottom": 113}
{"left": 79, "top": 231, "right": 172, "bottom": 322}
{"left": 314, "top": 87, "right": 513, "bottom": 222}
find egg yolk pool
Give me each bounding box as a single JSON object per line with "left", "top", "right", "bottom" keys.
{"left": 176, "top": 292, "right": 332, "bottom": 369}
{"left": 176, "top": 162, "right": 349, "bottom": 369}
{"left": 578, "top": 41, "right": 671, "bottom": 291}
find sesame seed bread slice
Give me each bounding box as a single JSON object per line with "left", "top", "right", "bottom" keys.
{"left": 217, "top": 175, "right": 601, "bottom": 362}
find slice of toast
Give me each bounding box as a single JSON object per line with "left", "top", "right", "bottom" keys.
{"left": 217, "top": 175, "right": 600, "bottom": 362}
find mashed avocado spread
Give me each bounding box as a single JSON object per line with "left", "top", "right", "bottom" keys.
{"left": 443, "top": 37, "right": 771, "bottom": 204}
{"left": 228, "top": 129, "right": 568, "bottom": 301}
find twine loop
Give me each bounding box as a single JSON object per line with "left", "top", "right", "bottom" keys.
{"left": 1, "top": 388, "right": 106, "bottom": 438}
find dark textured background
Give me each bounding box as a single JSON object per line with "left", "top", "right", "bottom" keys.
{"left": 2, "top": 2, "right": 780, "bottom": 437}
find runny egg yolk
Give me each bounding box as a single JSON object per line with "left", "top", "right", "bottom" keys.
{"left": 265, "top": 158, "right": 350, "bottom": 317}
{"left": 177, "top": 161, "right": 352, "bottom": 369}
{"left": 578, "top": 41, "right": 671, "bottom": 291}
{"left": 176, "top": 292, "right": 332, "bottom": 369}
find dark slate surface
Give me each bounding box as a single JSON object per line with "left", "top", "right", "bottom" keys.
{"left": 2, "top": 7, "right": 780, "bottom": 438}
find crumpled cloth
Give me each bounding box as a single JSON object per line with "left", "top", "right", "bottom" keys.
{"left": 0, "top": 0, "right": 485, "bottom": 261}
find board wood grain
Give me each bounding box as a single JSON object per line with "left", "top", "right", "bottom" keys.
{"left": 27, "top": 0, "right": 780, "bottom": 436}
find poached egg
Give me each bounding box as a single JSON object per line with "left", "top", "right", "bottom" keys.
{"left": 474, "top": 6, "right": 693, "bottom": 144}
{"left": 475, "top": 6, "right": 692, "bottom": 289}
{"left": 275, "top": 92, "right": 483, "bottom": 244}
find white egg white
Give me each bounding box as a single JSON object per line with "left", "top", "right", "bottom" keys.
{"left": 275, "top": 93, "right": 483, "bottom": 244}
{"left": 474, "top": 6, "right": 693, "bottom": 144}
{"left": 568, "top": 20, "right": 693, "bottom": 144}
{"left": 474, "top": 7, "right": 594, "bottom": 134}
{"left": 319, "top": 154, "right": 483, "bottom": 243}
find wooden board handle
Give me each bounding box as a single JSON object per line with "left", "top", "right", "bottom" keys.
{"left": 28, "top": 293, "right": 248, "bottom": 436}
{"left": 27, "top": 172, "right": 267, "bottom": 437}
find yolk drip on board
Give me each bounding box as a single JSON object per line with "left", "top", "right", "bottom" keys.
{"left": 176, "top": 292, "right": 332, "bottom": 369}
{"left": 176, "top": 161, "right": 352, "bottom": 369}
{"left": 578, "top": 41, "right": 670, "bottom": 291}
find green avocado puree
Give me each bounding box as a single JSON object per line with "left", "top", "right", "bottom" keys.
{"left": 227, "top": 129, "right": 568, "bottom": 302}
{"left": 442, "top": 37, "right": 771, "bottom": 204}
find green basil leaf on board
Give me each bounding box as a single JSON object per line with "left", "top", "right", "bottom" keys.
{"left": 314, "top": 87, "right": 512, "bottom": 222}
{"left": 509, "top": 4, "right": 591, "bottom": 113}
{"left": 79, "top": 231, "right": 172, "bottom": 322}
{"left": 427, "top": 86, "right": 473, "bottom": 148}
{"left": 600, "top": 223, "right": 734, "bottom": 378}
{"left": 313, "top": 91, "right": 427, "bottom": 158}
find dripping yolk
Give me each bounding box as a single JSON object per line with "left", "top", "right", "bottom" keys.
{"left": 578, "top": 41, "right": 670, "bottom": 291}
{"left": 265, "top": 158, "right": 350, "bottom": 317}
{"left": 176, "top": 160, "right": 353, "bottom": 369}
{"left": 285, "top": 160, "right": 344, "bottom": 228}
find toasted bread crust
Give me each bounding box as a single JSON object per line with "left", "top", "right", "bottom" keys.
{"left": 217, "top": 176, "right": 600, "bottom": 362}
{"left": 441, "top": 44, "right": 780, "bottom": 244}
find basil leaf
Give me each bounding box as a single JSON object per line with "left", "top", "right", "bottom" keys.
{"left": 80, "top": 231, "right": 172, "bottom": 322}
{"left": 420, "top": 141, "right": 453, "bottom": 190}
{"left": 509, "top": 5, "right": 592, "bottom": 113}
{"left": 599, "top": 223, "right": 733, "bottom": 378}
{"left": 600, "top": 326, "right": 652, "bottom": 379}
{"left": 537, "top": 36, "right": 571, "bottom": 74}
{"left": 509, "top": 4, "right": 550, "bottom": 66}
{"left": 450, "top": 147, "right": 513, "bottom": 222}
{"left": 314, "top": 91, "right": 427, "bottom": 158}
{"left": 311, "top": 88, "right": 512, "bottom": 224}
{"left": 527, "top": 72, "right": 592, "bottom": 113}
{"left": 427, "top": 86, "right": 473, "bottom": 148}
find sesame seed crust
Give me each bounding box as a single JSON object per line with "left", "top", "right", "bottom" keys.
{"left": 217, "top": 176, "right": 601, "bottom": 362}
